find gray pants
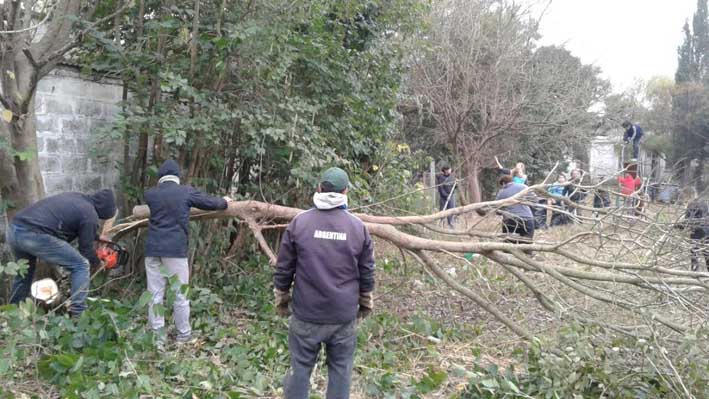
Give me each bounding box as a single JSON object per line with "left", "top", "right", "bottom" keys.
{"left": 284, "top": 316, "right": 357, "bottom": 399}
{"left": 145, "top": 257, "right": 191, "bottom": 340}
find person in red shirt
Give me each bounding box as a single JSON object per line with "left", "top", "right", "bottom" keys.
{"left": 618, "top": 172, "right": 642, "bottom": 212}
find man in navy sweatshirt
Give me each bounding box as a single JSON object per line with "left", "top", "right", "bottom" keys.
{"left": 7, "top": 189, "right": 116, "bottom": 316}
{"left": 622, "top": 121, "right": 644, "bottom": 160}
{"left": 143, "top": 160, "right": 230, "bottom": 346}
{"left": 273, "top": 167, "right": 375, "bottom": 399}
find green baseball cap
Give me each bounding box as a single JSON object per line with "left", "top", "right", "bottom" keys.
{"left": 320, "top": 167, "right": 350, "bottom": 192}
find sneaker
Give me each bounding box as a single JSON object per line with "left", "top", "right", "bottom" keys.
{"left": 155, "top": 340, "right": 166, "bottom": 353}
{"left": 152, "top": 328, "right": 167, "bottom": 352}
{"left": 176, "top": 335, "right": 198, "bottom": 346}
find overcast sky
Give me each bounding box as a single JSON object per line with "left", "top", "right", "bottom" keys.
{"left": 530, "top": 0, "right": 698, "bottom": 92}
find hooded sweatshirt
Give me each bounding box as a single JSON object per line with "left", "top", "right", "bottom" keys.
{"left": 144, "top": 160, "right": 228, "bottom": 258}
{"left": 273, "top": 196, "right": 376, "bottom": 324}
{"left": 618, "top": 175, "right": 641, "bottom": 196}
{"left": 12, "top": 190, "right": 116, "bottom": 266}
{"left": 623, "top": 124, "right": 644, "bottom": 142}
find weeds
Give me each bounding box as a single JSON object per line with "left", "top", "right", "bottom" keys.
{"left": 3, "top": 252, "right": 709, "bottom": 398}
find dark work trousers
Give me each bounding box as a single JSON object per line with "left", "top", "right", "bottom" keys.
{"left": 284, "top": 316, "right": 357, "bottom": 399}
{"left": 632, "top": 137, "right": 641, "bottom": 159}
{"left": 690, "top": 230, "right": 709, "bottom": 271}
{"left": 502, "top": 217, "right": 535, "bottom": 255}
{"left": 439, "top": 195, "right": 456, "bottom": 227}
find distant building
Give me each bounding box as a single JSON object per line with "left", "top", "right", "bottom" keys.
{"left": 588, "top": 132, "right": 667, "bottom": 183}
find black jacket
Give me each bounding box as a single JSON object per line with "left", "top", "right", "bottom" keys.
{"left": 12, "top": 190, "right": 116, "bottom": 266}
{"left": 144, "top": 160, "right": 228, "bottom": 258}
{"left": 274, "top": 207, "right": 375, "bottom": 324}
{"left": 563, "top": 182, "right": 586, "bottom": 202}
{"left": 685, "top": 199, "right": 709, "bottom": 239}
{"left": 436, "top": 173, "right": 455, "bottom": 201}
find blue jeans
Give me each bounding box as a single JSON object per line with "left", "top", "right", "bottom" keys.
{"left": 628, "top": 138, "right": 641, "bottom": 159}
{"left": 284, "top": 316, "right": 357, "bottom": 399}
{"left": 7, "top": 223, "right": 90, "bottom": 315}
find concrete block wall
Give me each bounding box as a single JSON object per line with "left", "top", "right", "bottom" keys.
{"left": 35, "top": 66, "right": 123, "bottom": 194}
{"left": 589, "top": 136, "right": 618, "bottom": 179}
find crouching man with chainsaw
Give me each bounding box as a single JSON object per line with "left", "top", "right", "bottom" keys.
{"left": 143, "top": 160, "right": 231, "bottom": 347}
{"left": 7, "top": 189, "right": 117, "bottom": 316}
{"left": 273, "top": 167, "right": 375, "bottom": 399}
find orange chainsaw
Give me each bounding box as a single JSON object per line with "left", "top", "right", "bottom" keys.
{"left": 96, "top": 240, "right": 129, "bottom": 270}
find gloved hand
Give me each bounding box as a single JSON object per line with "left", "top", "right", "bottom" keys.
{"left": 358, "top": 291, "right": 374, "bottom": 319}
{"left": 274, "top": 288, "right": 291, "bottom": 317}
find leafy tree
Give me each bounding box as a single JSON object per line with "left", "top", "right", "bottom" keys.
{"left": 673, "top": 0, "right": 709, "bottom": 190}
{"left": 84, "top": 0, "right": 425, "bottom": 208}
{"left": 511, "top": 46, "right": 608, "bottom": 181}
{"left": 0, "top": 1, "right": 125, "bottom": 217}
{"left": 407, "top": 0, "right": 606, "bottom": 202}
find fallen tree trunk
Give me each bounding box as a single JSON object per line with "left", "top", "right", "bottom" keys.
{"left": 110, "top": 196, "right": 705, "bottom": 340}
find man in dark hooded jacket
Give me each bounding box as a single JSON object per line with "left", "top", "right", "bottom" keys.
{"left": 435, "top": 164, "right": 457, "bottom": 227}
{"left": 143, "top": 160, "right": 230, "bottom": 345}
{"left": 274, "top": 167, "right": 375, "bottom": 399}
{"left": 7, "top": 189, "right": 117, "bottom": 316}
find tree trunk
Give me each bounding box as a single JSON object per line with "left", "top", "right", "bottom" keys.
{"left": 463, "top": 158, "right": 482, "bottom": 203}
{"left": 694, "top": 155, "right": 706, "bottom": 193}
{"left": 0, "top": 98, "right": 44, "bottom": 220}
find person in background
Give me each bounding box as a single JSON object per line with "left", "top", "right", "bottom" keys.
{"left": 496, "top": 174, "right": 536, "bottom": 255}
{"left": 436, "top": 164, "right": 457, "bottom": 227}
{"left": 618, "top": 171, "right": 642, "bottom": 212}
{"left": 592, "top": 178, "right": 611, "bottom": 218}
{"left": 676, "top": 187, "right": 709, "bottom": 271}
{"left": 622, "top": 120, "right": 644, "bottom": 161}
{"left": 274, "top": 167, "right": 375, "bottom": 399}
{"left": 563, "top": 169, "right": 586, "bottom": 220}
{"left": 495, "top": 156, "right": 528, "bottom": 184}
{"left": 143, "top": 160, "right": 231, "bottom": 347}
{"left": 7, "top": 189, "right": 117, "bottom": 316}
{"left": 547, "top": 173, "right": 566, "bottom": 198}
{"left": 547, "top": 173, "right": 569, "bottom": 226}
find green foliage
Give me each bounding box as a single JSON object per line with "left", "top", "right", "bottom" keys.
{"left": 0, "top": 259, "right": 29, "bottom": 277}
{"left": 82, "top": 0, "right": 426, "bottom": 207}
{"left": 460, "top": 324, "right": 709, "bottom": 399}
{"left": 0, "top": 254, "right": 468, "bottom": 398}
{"left": 350, "top": 142, "right": 433, "bottom": 214}
{"left": 515, "top": 45, "right": 608, "bottom": 179}
{"left": 643, "top": 133, "right": 674, "bottom": 157}
{"left": 672, "top": 2, "right": 709, "bottom": 188}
